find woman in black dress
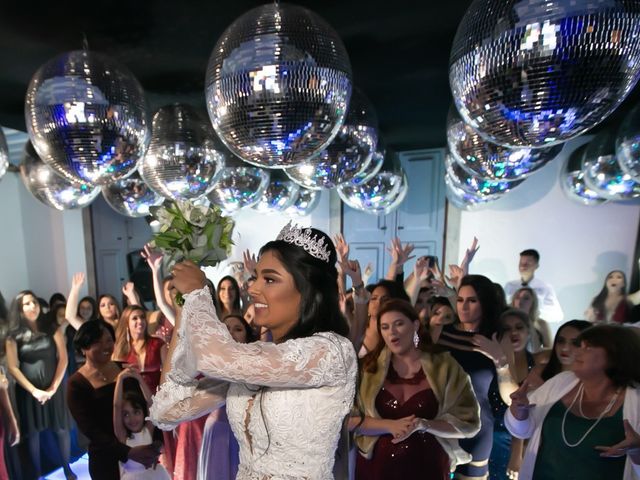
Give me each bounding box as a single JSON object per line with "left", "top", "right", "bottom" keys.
{"left": 67, "top": 320, "right": 160, "bottom": 479}
{"left": 5, "top": 290, "right": 75, "bottom": 479}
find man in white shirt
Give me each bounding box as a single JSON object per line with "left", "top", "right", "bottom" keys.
{"left": 504, "top": 249, "right": 564, "bottom": 323}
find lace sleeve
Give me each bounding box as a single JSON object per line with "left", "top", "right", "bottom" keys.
{"left": 182, "top": 287, "right": 354, "bottom": 388}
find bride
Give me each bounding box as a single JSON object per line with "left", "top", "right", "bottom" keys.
{"left": 149, "top": 223, "right": 358, "bottom": 479}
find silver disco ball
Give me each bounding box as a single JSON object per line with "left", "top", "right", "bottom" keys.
{"left": 101, "top": 170, "right": 164, "bottom": 217}
{"left": 340, "top": 142, "right": 385, "bottom": 187}
{"left": 207, "top": 156, "right": 271, "bottom": 215}
{"left": 0, "top": 128, "right": 8, "bottom": 182}
{"left": 561, "top": 144, "right": 608, "bottom": 206}
{"left": 285, "top": 88, "right": 378, "bottom": 189}
{"left": 285, "top": 188, "right": 321, "bottom": 216}
{"left": 337, "top": 152, "right": 408, "bottom": 215}
{"left": 450, "top": 0, "right": 640, "bottom": 148}
{"left": 205, "top": 3, "right": 352, "bottom": 168}
{"left": 20, "top": 141, "right": 100, "bottom": 210}
{"left": 445, "top": 174, "right": 496, "bottom": 210}
{"left": 25, "top": 50, "right": 148, "bottom": 185}
{"left": 140, "top": 104, "right": 226, "bottom": 201}
{"left": 582, "top": 130, "right": 640, "bottom": 200}
{"left": 446, "top": 153, "right": 523, "bottom": 198}
{"left": 616, "top": 102, "right": 640, "bottom": 182}
{"left": 253, "top": 170, "right": 301, "bottom": 214}
{"left": 447, "top": 106, "right": 562, "bottom": 180}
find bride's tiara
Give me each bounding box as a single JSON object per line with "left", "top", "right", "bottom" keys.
{"left": 276, "top": 221, "right": 331, "bottom": 263}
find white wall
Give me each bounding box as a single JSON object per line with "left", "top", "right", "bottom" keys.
{"left": 449, "top": 136, "right": 640, "bottom": 326}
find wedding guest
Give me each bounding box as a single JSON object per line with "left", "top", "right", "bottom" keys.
{"left": 6, "top": 291, "right": 75, "bottom": 479}
{"left": 216, "top": 276, "right": 242, "bottom": 318}
{"left": 511, "top": 287, "right": 552, "bottom": 351}
{"left": 585, "top": 270, "right": 633, "bottom": 324}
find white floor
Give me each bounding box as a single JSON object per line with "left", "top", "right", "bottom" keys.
{"left": 44, "top": 454, "right": 90, "bottom": 479}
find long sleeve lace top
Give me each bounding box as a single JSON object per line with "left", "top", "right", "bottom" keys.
{"left": 149, "top": 287, "right": 358, "bottom": 480}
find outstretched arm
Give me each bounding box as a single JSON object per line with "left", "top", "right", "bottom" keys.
{"left": 142, "top": 244, "right": 176, "bottom": 326}
{"left": 65, "top": 272, "right": 87, "bottom": 330}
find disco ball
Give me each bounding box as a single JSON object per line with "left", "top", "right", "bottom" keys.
{"left": 338, "top": 152, "right": 408, "bottom": 215}
{"left": 447, "top": 106, "right": 562, "bottom": 180}
{"left": 0, "top": 128, "right": 8, "bottom": 182}
{"left": 285, "top": 188, "right": 321, "bottom": 216}
{"left": 25, "top": 50, "right": 148, "bottom": 186}
{"left": 445, "top": 174, "right": 495, "bottom": 210}
{"left": 20, "top": 141, "right": 100, "bottom": 210}
{"left": 582, "top": 130, "right": 640, "bottom": 200}
{"left": 252, "top": 170, "right": 301, "bottom": 214}
{"left": 207, "top": 155, "right": 271, "bottom": 215}
{"left": 101, "top": 170, "right": 164, "bottom": 217}
{"left": 205, "top": 3, "right": 352, "bottom": 168}
{"left": 140, "top": 104, "right": 225, "bottom": 201}
{"left": 446, "top": 153, "right": 523, "bottom": 198}
{"left": 561, "top": 144, "right": 608, "bottom": 206}
{"left": 616, "top": 102, "right": 640, "bottom": 182}
{"left": 450, "top": 0, "right": 640, "bottom": 148}
{"left": 285, "top": 88, "right": 378, "bottom": 189}
{"left": 340, "top": 141, "right": 385, "bottom": 187}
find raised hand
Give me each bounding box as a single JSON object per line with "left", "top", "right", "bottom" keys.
{"left": 387, "top": 237, "right": 415, "bottom": 267}
{"left": 363, "top": 262, "right": 374, "bottom": 284}
{"left": 122, "top": 281, "right": 136, "bottom": 297}
{"left": 461, "top": 236, "right": 479, "bottom": 271}
{"left": 171, "top": 260, "right": 206, "bottom": 294}
{"left": 596, "top": 420, "right": 640, "bottom": 458}
{"left": 509, "top": 380, "right": 535, "bottom": 420}
{"left": 340, "top": 259, "right": 362, "bottom": 285}
{"left": 242, "top": 249, "right": 258, "bottom": 276}
{"left": 71, "top": 272, "right": 85, "bottom": 290}
{"left": 141, "top": 243, "right": 163, "bottom": 271}
{"left": 445, "top": 264, "right": 465, "bottom": 290}
{"left": 333, "top": 233, "right": 350, "bottom": 263}
{"left": 414, "top": 256, "right": 429, "bottom": 281}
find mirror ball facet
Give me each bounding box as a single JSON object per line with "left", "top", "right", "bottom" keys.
{"left": 25, "top": 50, "right": 148, "bottom": 186}
{"left": 208, "top": 160, "right": 271, "bottom": 215}
{"left": 252, "top": 170, "right": 301, "bottom": 214}
{"left": 338, "top": 169, "right": 408, "bottom": 215}
{"left": 445, "top": 174, "right": 496, "bottom": 210}
{"left": 285, "top": 188, "right": 321, "bottom": 216}
{"left": 205, "top": 3, "right": 352, "bottom": 168}
{"left": 447, "top": 106, "right": 562, "bottom": 181}
{"left": 285, "top": 88, "right": 378, "bottom": 190}
{"left": 450, "top": 0, "right": 640, "bottom": 148}
{"left": 20, "top": 141, "right": 100, "bottom": 210}
{"left": 445, "top": 153, "right": 523, "bottom": 198}
{"left": 101, "top": 170, "right": 164, "bottom": 217}
{"left": 561, "top": 144, "right": 608, "bottom": 206}
{"left": 582, "top": 130, "right": 640, "bottom": 200}
{"left": 140, "top": 104, "right": 226, "bottom": 201}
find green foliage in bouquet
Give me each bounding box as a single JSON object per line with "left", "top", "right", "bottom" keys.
{"left": 150, "top": 201, "right": 235, "bottom": 267}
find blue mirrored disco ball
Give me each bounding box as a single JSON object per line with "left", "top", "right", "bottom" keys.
{"left": 616, "top": 102, "right": 640, "bottom": 182}
{"left": 140, "top": 104, "right": 226, "bottom": 201}
{"left": 252, "top": 170, "right": 301, "bottom": 214}
{"left": 445, "top": 153, "right": 523, "bottom": 198}
{"left": 561, "top": 144, "right": 608, "bottom": 205}
{"left": 101, "top": 170, "right": 164, "bottom": 217}
{"left": 338, "top": 168, "right": 408, "bottom": 215}
{"left": 0, "top": 128, "right": 8, "bottom": 182}
{"left": 20, "top": 141, "right": 100, "bottom": 210}
{"left": 285, "top": 88, "right": 378, "bottom": 189}
{"left": 205, "top": 3, "right": 352, "bottom": 168}
{"left": 285, "top": 188, "right": 321, "bottom": 216}
{"left": 207, "top": 155, "right": 271, "bottom": 215}
{"left": 582, "top": 129, "right": 640, "bottom": 199}
{"left": 450, "top": 0, "right": 640, "bottom": 148}
{"left": 445, "top": 174, "right": 496, "bottom": 210}
{"left": 25, "top": 50, "right": 148, "bottom": 186}
{"left": 447, "top": 106, "right": 562, "bottom": 180}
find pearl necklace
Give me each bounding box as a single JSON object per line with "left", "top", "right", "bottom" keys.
{"left": 561, "top": 383, "right": 620, "bottom": 448}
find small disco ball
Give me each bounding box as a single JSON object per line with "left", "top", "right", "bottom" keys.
{"left": 205, "top": 2, "right": 352, "bottom": 168}
{"left": 561, "top": 144, "right": 608, "bottom": 206}
{"left": 447, "top": 106, "right": 562, "bottom": 180}
{"left": 582, "top": 130, "right": 640, "bottom": 200}
{"left": 285, "top": 88, "right": 378, "bottom": 189}
{"left": 252, "top": 170, "right": 301, "bottom": 214}
{"left": 450, "top": 0, "right": 640, "bottom": 148}
{"left": 207, "top": 156, "right": 271, "bottom": 215}
{"left": 25, "top": 50, "right": 148, "bottom": 186}
{"left": 20, "top": 141, "right": 100, "bottom": 210}
{"left": 446, "top": 153, "right": 523, "bottom": 198}
{"left": 445, "top": 174, "right": 495, "bottom": 210}
{"left": 616, "top": 102, "right": 640, "bottom": 182}
{"left": 340, "top": 142, "right": 385, "bottom": 187}
{"left": 285, "top": 188, "right": 320, "bottom": 216}
{"left": 101, "top": 170, "right": 164, "bottom": 217}
{"left": 0, "top": 128, "right": 8, "bottom": 182}
{"left": 140, "top": 104, "right": 226, "bottom": 201}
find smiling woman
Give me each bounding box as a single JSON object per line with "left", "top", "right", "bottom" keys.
{"left": 149, "top": 222, "right": 357, "bottom": 479}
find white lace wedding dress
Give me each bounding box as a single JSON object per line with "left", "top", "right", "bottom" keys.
{"left": 149, "top": 288, "right": 357, "bottom": 480}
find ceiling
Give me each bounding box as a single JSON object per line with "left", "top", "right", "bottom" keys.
{"left": 1, "top": 0, "right": 640, "bottom": 154}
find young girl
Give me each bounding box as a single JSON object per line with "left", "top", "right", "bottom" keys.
{"left": 114, "top": 369, "right": 170, "bottom": 480}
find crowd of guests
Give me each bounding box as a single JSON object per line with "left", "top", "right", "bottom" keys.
{"left": 0, "top": 236, "right": 639, "bottom": 480}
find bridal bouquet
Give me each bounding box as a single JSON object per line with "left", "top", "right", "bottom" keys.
{"left": 150, "top": 201, "right": 235, "bottom": 303}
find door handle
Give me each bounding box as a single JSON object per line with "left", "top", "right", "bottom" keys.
{"left": 397, "top": 226, "right": 404, "bottom": 230}
{"left": 380, "top": 226, "right": 387, "bottom": 230}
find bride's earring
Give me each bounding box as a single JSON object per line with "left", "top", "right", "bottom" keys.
{"left": 413, "top": 330, "right": 420, "bottom": 347}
